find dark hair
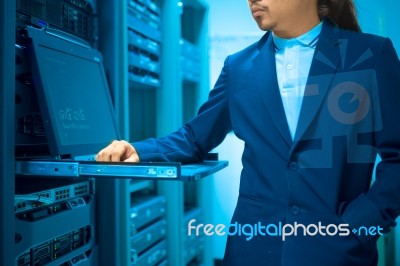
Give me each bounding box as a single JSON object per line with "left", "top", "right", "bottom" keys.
{"left": 318, "top": 0, "right": 361, "bottom": 32}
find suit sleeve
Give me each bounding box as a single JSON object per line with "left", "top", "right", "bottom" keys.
{"left": 340, "top": 38, "right": 400, "bottom": 249}
{"left": 133, "top": 57, "right": 232, "bottom": 163}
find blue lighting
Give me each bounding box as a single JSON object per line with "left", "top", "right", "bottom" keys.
{"left": 37, "top": 20, "right": 48, "bottom": 27}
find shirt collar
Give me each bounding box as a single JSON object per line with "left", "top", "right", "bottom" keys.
{"left": 272, "top": 21, "right": 323, "bottom": 51}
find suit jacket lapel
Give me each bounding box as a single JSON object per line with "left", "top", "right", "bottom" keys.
{"left": 254, "top": 32, "right": 293, "bottom": 147}
{"left": 293, "top": 21, "right": 342, "bottom": 146}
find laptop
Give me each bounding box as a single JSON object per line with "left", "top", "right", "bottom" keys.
{"left": 15, "top": 26, "right": 227, "bottom": 182}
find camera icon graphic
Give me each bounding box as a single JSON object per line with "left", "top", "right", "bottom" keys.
{"left": 294, "top": 42, "right": 382, "bottom": 168}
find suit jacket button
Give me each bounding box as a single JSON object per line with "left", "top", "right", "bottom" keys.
{"left": 291, "top": 205, "right": 300, "bottom": 215}
{"left": 289, "top": 162, "right": 299, "bottom": 171}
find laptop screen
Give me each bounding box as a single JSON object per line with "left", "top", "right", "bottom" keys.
{"left": 28, "top": 27, "right": 120, "bottom": 158}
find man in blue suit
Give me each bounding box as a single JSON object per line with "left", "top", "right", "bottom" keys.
{"left": 97, "top": 0, "right": 400, "bottom": 265}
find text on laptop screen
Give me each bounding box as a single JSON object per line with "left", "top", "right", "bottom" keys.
{"left": 39, "top": 45, "right": 117, "bottom": 146}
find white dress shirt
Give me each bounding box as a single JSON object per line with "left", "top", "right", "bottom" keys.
{"left": 272, "top": 22, "right": 323, "bottom": 139}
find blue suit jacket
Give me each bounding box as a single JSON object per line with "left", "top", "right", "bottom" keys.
{"left": 134, "top": 21, "right": 400, "bottom": 266}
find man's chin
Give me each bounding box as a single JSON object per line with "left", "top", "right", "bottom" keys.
{"left": 255, "top": 20, "right": 276, "bottom": 32}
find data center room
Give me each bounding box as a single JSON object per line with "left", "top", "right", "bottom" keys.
{"left": 1, "top": 0, "right": 400, "bottom": 266}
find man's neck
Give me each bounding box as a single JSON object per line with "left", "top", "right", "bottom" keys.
{"left": 273, "top": 17, "right": 321, "bottom": 39}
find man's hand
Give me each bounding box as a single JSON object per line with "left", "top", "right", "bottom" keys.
{"left": 96, "top": 140, "right": 139, "bottom": 162}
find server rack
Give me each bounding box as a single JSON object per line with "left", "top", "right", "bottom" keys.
{"left": 180, "top": 2, "right": 212, "bottom": 264}
{"left": 2, "top": 0, "right": 213, "bottom": 265}
{"left": 1, "top": 0, "right": 16, "bottom": 265}
{"left": 12, "top": 1, "right": 99, "bottom": 265}
{"left": 98, "top": 0, "right": 212, "bottom": 265}
{"left": 15, "top": 179, "right": 97, "bottom": 266}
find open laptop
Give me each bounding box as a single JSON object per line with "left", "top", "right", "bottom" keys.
{"left": 15, "top": 26, "right": 227, "bottom": 181}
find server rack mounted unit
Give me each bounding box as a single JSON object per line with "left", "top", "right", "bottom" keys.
{"left": 16, "top": 0, "right": 95, "bottom": 45}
